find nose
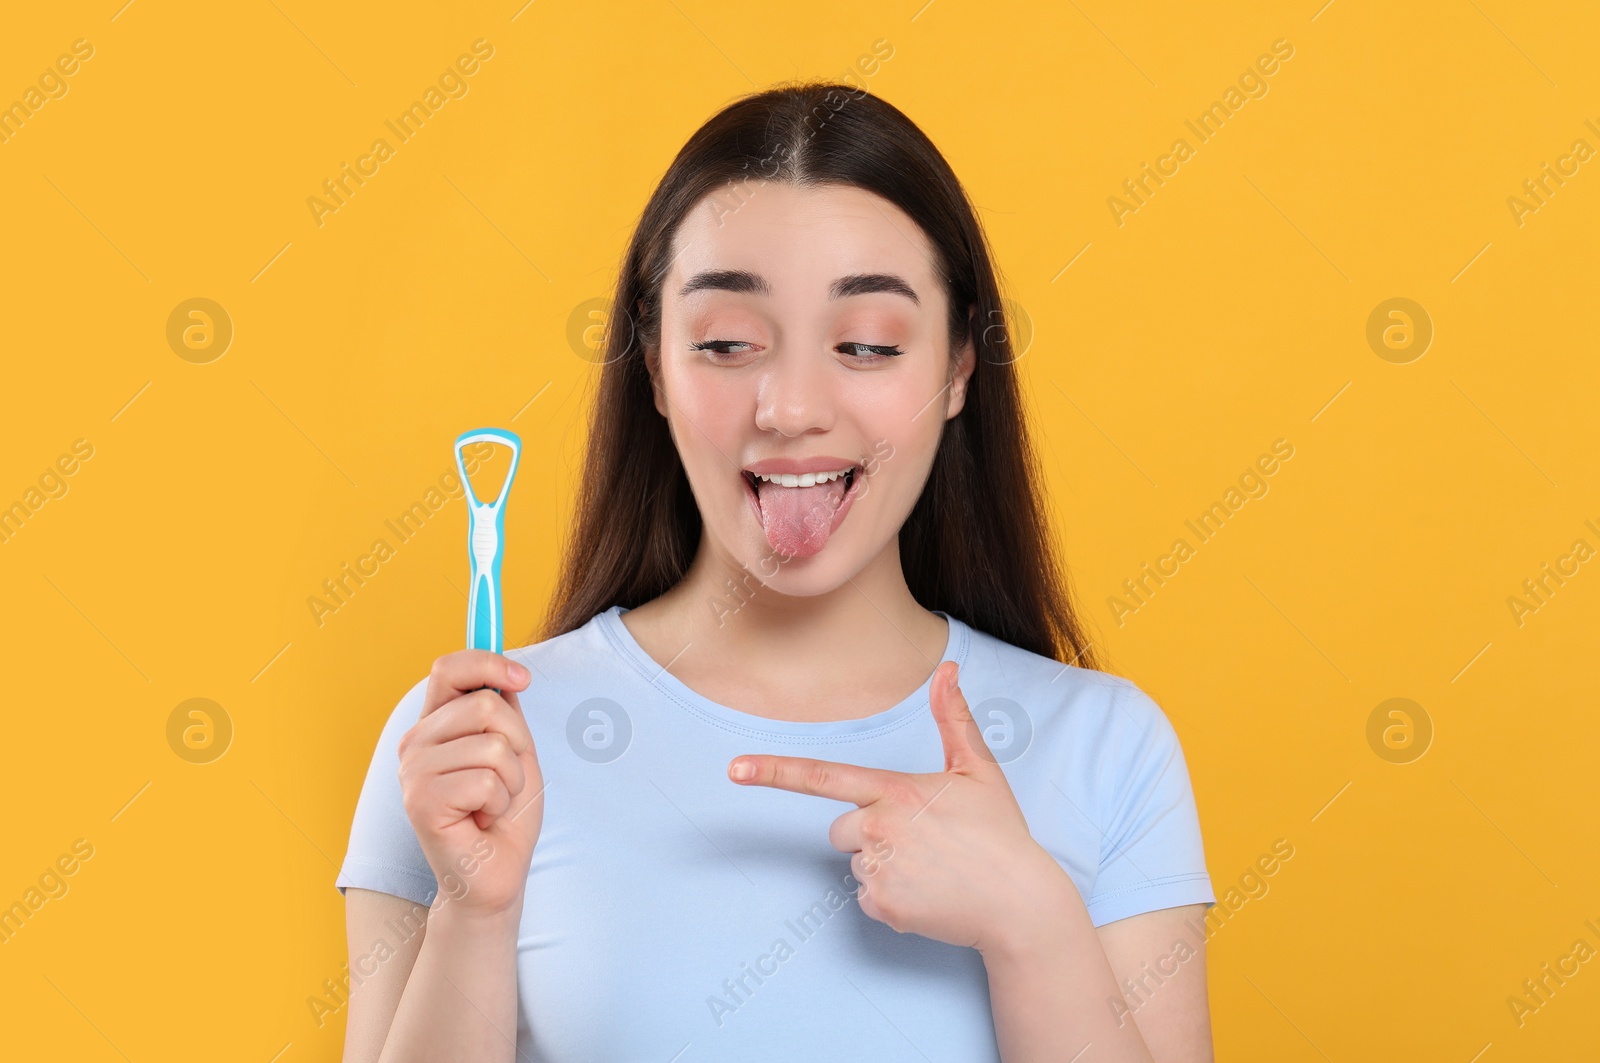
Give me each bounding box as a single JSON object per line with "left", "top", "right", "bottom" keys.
{"left": 752, "top": 345, "right": 837, "bottom": 437}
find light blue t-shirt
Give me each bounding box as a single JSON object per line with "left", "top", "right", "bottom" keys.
{"left": 336, "top": 605, "right": 1214, "bottom": 1060}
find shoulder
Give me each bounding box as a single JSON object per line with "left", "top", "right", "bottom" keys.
{"left": 961, "top": 623, "right": 1212, "bottom": 921}
{"left": 956, "top": 621, "right": 1193, "bottom": 815}
{"left": 502, "top": 607, "right": 619, "bottom": 684}
{"left": 958, "top": 620, "right": 1174, "bottom": 745}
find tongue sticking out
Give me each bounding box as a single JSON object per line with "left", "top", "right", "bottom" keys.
{"left": 756, "top": 475, "right": 850, "bottom": 558}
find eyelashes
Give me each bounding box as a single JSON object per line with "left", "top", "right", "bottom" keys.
{"left": 840, "top": 342, "right": 905, "bottom": 359}
{"left": 689, "top": 340, "right": 905, "bottom": 361}
{"left": 687, "top": 340, "right": 751, "bottom": 355}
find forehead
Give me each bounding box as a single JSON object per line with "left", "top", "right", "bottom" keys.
{"left": 665, "top": 181, "right": 940, "bottom": 305}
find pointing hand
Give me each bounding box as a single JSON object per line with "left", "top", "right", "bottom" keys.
{"left": 728, "top": 661, "right": 1065, "bottom": 953}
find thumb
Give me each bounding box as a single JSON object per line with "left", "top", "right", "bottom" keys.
{"left": 930, "top": 661, "right": 996, "bottom": 774}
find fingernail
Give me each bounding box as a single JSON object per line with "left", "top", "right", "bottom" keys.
{"left": 730, "top": 759, "right": 755, "bottom": 782}
{"left": 508, "top": 661, "right": 530, "bottom": 684}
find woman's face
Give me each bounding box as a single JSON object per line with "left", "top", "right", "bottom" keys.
{"left": 649, "top": 180, "right": 976, "bottom": 596}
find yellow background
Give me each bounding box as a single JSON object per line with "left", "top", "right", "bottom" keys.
{"left": 2, "top": 0, "right": 1596, "bottom": 1058}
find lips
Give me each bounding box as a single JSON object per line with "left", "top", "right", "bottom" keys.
{"left": 741, "top": 455, "right": 862, "bottom": 478}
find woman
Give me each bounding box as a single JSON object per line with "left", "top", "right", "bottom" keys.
{"left": 336, "top": 81, "right": 1216, "bottom": 1062}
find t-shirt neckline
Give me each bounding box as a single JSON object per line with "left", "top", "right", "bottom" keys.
{"left": 598, "top": 603, "right": 969, "bottom": 741}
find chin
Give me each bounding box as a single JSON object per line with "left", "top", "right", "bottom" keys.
{"left": 698, "top": 521, "right": 858, "bottom": 600}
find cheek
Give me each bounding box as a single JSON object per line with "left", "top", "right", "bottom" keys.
{"left": 839, "top": 381, "right": 945, "bottom": 517}
{"left": 848, "top": 366, "right": 948, "bottom": 456}
{"left": 664, "top": 361, "right": 749, "bottom": 470}
{"left": 671, "top": 360, "right": 747, "bottom": 418}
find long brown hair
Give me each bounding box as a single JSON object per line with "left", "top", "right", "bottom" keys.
{"left": 537, "top": 79, "right": 1102, "bottom": 671}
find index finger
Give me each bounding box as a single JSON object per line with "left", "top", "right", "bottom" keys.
{"left": 422, "top": 649, "right": 530, "bottom": 718}
{"left": 730, "top": 755, "right": 895, "bottom": 807}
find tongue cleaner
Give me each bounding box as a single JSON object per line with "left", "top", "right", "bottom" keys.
{"left": 454, "top": 427, "right": 521, "bottom": 657}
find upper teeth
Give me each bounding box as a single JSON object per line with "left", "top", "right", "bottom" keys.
{"left": 753, "top": 468, "right": 852, "bottom": 488}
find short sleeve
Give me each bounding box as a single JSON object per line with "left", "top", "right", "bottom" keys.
{"left": 1083, "top": 683, "right": 1215, "bottom": 926}
{"left": 334, "top": 676, "right": 440, "bottom": 906}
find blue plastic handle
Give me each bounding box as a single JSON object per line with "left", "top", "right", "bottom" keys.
{"left": 454, "top": 427, "right": 521, "bottom": 655}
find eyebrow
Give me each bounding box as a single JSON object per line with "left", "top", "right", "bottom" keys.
{"left": 677, "top": 269, "right": 920, "bottom": 307}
